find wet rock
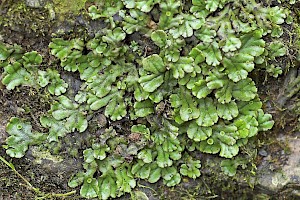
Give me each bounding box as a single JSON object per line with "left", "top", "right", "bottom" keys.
{"left": 61, "top": 72, "right": 82, "bottom": 96}
{"left": 0, "top": 119, "right": 8, "bottom": 145}
{"left": 281, "top": 136, "right": 300, "bottom": 181}
{"left": 25, "top": 0, "right": 47, "bottom": 8}
{"left": 0, "top": 110, "right": 9, "bottom": 145}
{"left": 256, "top": 133, "right": 300, "bottom": 196}
{"left": 258, "top": 149, "right": 268, "bottom": 157}
{"left": 51, "top": 20, "right": 74, "bottom": 36}
{"left": 26, "top": 146, "right": 82, "bottom": 189}
{"left": 97, "top": 114, "right": 107, "bottom": 128}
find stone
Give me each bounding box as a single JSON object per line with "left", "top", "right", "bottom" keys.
{"left": 257, "top": 134, "right": 300, "bottom": 196}
{"left": 25, "top": 0, "right": 46, "bottom": 8}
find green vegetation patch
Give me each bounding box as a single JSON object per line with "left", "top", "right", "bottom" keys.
{"left": 53, "top": 0, "right": 87, "bottom": 14}
{"left": 1, "top": 0, "right": 297, "bottom": 199}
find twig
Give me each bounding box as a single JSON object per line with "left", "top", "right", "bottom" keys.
{"left": 0, "top": 155, "right": 76, "bottom": 199}
{"left": 0, "top": 155, "right": 39, "bottom": 193}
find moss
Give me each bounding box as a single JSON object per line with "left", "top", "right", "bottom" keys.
{"left": 53, "top": 0, "right": 87, "bottom": 15}
{"left": 31, "top": 146, "right": 63, "bottom": 165}
{"left": 0, "top": 0, "right": 51, "bottom": 48}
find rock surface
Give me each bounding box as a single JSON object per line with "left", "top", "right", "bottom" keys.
{"left": 256, "top": 133, "right": 300, "bottom": 198}
{"left": 25, "top": 0, "right": 47, "bottom": 8}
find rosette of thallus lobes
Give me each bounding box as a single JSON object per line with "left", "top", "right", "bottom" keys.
{"left": 1, "top": 0, "right": 291, "bottom": 199}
